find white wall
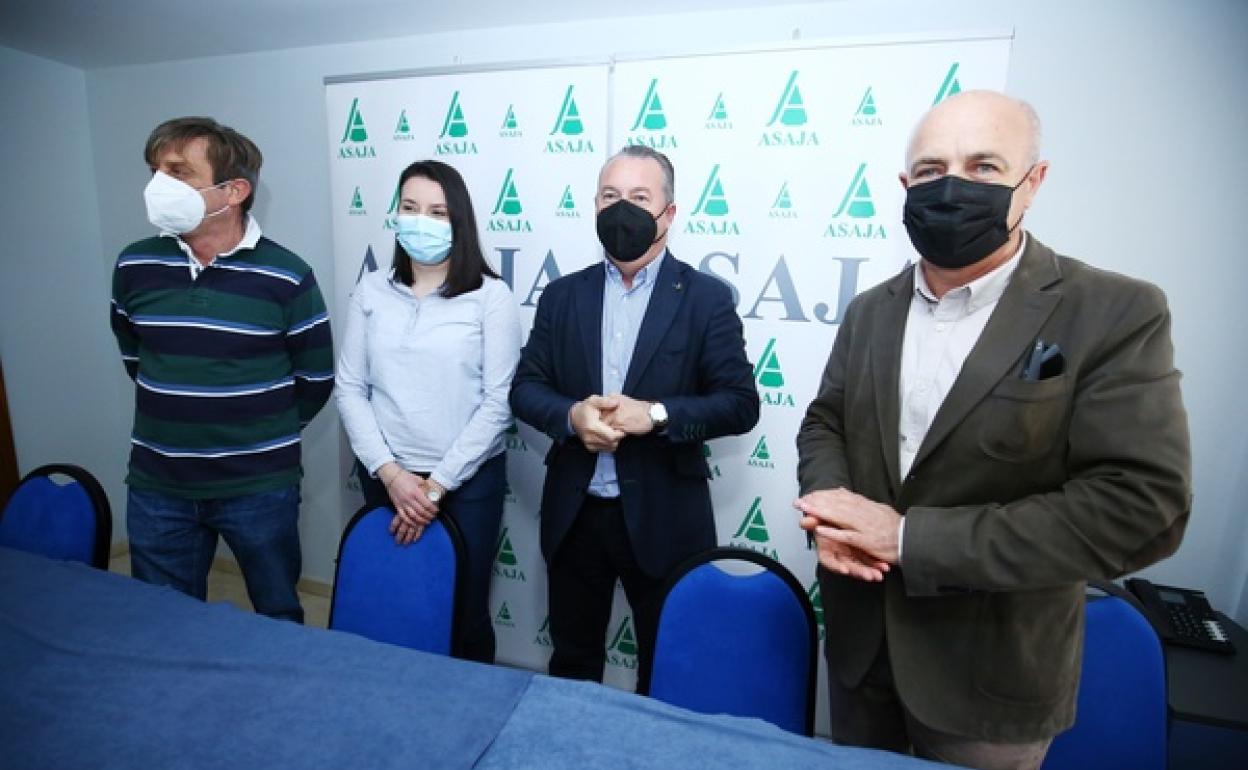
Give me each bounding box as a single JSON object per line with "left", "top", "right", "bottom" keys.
{"left": 0, "top": 45, "right": 129, "bottom": 540}
{"left": 6, "top": 0, "right": 1244, "bottom": 617}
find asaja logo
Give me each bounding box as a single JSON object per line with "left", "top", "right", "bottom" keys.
{"left": 546, "top": 85, "right": 595, "bottom": 154}
{"left": 505, "top": 420, "right": 528, "bottom": 451}
{"left": 852, "top": 87, "right": 882, "bottom": 127}
{"left": 500, "top": 104, "right": 523, "bottom": 138}
{"left": 824, "top": 163, "right": 886, "bottom": 240}
{"left": 731, "top": 497, "right": 780, "bottom": 559}
{"left": 534, "top": 614, "right": 552, "bottom": 648}
{"left": 504, "top": 477, "right": 518, "bottom": 505}
{"left": 769, "top": 182, "right": 797, "bottom": 220}
{"left": 606, "top": 615, "right": 638, "bottom": 669}
{"left": 493, "top": 527, "right": 527, "bottom": 582}
{"left": 933, "top": 62, "right": 963, "bottom": 105}
{"left": 808, "top": 582, "right": 826, "bottom": 640}
{"left": 685, "top": 164, "right": 740, "bottom": 236}
{"left": 760, "top": 71, "right": 820, "bottom": 147}
{"left": 705, "top": 92, "right": 733, "bottom": 130}
{"left": 625, "top": 79, "right": 678, "bottom": 150}
{"left": 393, "top": 108, "right": 415, "bottom": 141}
{"left": 338, "top": 97, "right": 377, "bottom": 159}
{"left": 701, "top": 443, "right": 722, "bottom": 479}
{"left": 494, "top": 601, "right": 516, "bottom": 628}
{"left": 348, "top": 186, "right": 367, "bottom": 217}
{"left": 488, "top": 169, "right": 533, "bottom": 233}
{"left": 382, "top": 182, "right": 400, "bottom": 230}
{"left": 754, "top": 338, "right": 795, "bottom": 407}
{"left": 436, "top": 91, "right": 478, "bottom": 156}
{"left": 555, "top": 185, "right": 580, "bottom": 219}
{"left": 748, "top": 436, "right": 775, "bottom": 469}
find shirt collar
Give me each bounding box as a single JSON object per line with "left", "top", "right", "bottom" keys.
{"left": 604, "top": 249, "right": 666, "bottom": 290}
{"left": 914, "top": 232, "right": 1026, "bottom": 313}
{"left": 163, "top": 213, "right": 263, "bottom": 262}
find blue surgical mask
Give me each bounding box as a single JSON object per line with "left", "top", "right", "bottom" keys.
{"left": 396, "top": 215, "right": 452, "bottom": 265}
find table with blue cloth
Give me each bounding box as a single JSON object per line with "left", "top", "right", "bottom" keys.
{"left": 0, "top": 546, "right": 943, "bottom": 769}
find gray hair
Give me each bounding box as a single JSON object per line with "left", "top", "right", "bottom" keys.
{"left": 604, "top": 145, "right": 675, "bottom": 204}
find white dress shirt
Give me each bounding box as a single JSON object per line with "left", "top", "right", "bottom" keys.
{"left": 896, "top": 236, "right": 1025, "bottom": 558}
{"left": 335, "top": 270, "right": 522, "bottom": 491}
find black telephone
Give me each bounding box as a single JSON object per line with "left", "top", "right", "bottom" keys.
{"left": 1125, "top": 578, "right": 1236, "bottom": 654}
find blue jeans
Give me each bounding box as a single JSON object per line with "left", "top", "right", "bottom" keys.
{"left": 127, "top": 485, "right": 304, "bottom": 623}
{"left": 355, "top": 453, "right": 505, "bottom": 663}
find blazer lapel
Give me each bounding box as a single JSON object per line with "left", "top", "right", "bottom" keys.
{"left": 574, "top": 264, "right": 606, "bottom": 394}
{"left": 909, "top": 237, "right": 1063, "bottom": 473}
{"left": 623, "top": 254, "right": 684, "bottom": 394}
{"left": 872, "top": 267, "right": 913, "bottom": 496}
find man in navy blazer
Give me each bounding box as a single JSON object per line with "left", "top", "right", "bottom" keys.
{"left": 510, "top": 146, "right": 759, "bottom": 684}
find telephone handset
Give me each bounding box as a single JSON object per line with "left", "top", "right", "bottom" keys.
{"left": 1125, "top": 578, "right": 1235, "bottom": 654}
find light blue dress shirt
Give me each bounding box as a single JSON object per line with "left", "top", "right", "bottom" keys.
{"left": 587, "top": 252, "right": 665, "bottom": 498}
{"left": 335, "top": 270, "right": 522, "bottom": 491}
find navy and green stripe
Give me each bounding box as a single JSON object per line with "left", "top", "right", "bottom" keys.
{"left": 111, "top": 235, "right": 333, "bottom": 499}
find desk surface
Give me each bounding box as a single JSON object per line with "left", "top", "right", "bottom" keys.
{"left": 1166, "top": 611, "right": 1248, "bottom": 730}
{"left": 0, "top": 548, "right": 938, "bottom": 770}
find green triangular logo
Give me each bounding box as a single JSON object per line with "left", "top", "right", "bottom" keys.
{"left": 557, "top": 186, "right": 576, "bottom": 211}
{"left": 707, "top": 92, "right": 729, "bottom": 121}
{"left": 395, "top": 109, "right": 411, "bottom": 134}
{"left": 832, "top": 163, "right": 875, "bottom": 219}
{"left": 771, "top": 182, "right": 793, "bottom": 211}
{"left": 933, "top": 62, "right": 963, "bottom": 105}
{"left": 608, "top": 616, "right": 638, "bottom": 656}
{"left": 349, "top": 186, "right": 364, "bottom": 211}
{"left": 496, "top": 602, "right": 513, "bottom": 623}
{"left": 341, "top": 97, "right": 368, "bottom": 143}
{"left": 732, "top": 497, "right": 770, "bottom": 543}
{"left": 855, "top": 87, "right": 877, "bottom": 117}
{"left": 693, "top": 164, "right": 730, "bottom": 217}
{"left": 501, "top": 104, "right": 519, "bottom": 130}
{"left": 766, "top": 71, "right": 807, "bottom": 127}
{"left": 492, "top": 169, "right": 523, "bottom": 216}
{"left": 753, "top": 338, "right": 784, "bottom": 388}
{"left": 387, "top": 182, "right": 400, "bottom": 215}
{"left": 550, "top": 85, "right": 585, "bottom": 136}
{"left": 631, "top": 79, "right": 667, "bottom": 131}
{"left": 494, "top": 528, "right": 518, "bottom": 566}
{"left": 807, "top": 582, "right": 824, "bottom": 627}
{"left": 440, "top": 91, "right": 469, "bottom": 138}
{"left": 538, "top": 615, "right": 549, "bottom": 633}
{"left": 750, "top": 436, "right": 771, "bottom": 461}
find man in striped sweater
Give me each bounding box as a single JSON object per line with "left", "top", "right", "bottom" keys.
{"left": 110, "top": 117, "right": 333, "bottom": 622}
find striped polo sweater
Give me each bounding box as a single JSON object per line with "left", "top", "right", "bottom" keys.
{"left": 110, "top": 234, "right": 334, "bottom": 499}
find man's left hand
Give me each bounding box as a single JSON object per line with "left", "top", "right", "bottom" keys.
{"left": 795, "top": 488, "right": 902, "bottom": 569}
{"left": 604, "top": 394, "right": 655, "bottom": 435}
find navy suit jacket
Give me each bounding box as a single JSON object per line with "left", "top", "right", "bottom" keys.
{"left": 510, "top": 253, "right": 759, "bottom": 577}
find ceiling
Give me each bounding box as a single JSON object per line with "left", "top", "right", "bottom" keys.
{"left": 0, "top": 0, "right": 779, "bottom": 69}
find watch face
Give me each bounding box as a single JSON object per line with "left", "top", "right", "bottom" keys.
{"left": 427, "top": 489, "right": 442, "bottom": 503}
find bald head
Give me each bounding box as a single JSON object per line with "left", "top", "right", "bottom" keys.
{"left": 906, "top": 90, "right": 1042, "bottom": 173}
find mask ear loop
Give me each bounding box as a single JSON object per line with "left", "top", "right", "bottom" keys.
{"left": 651, "top": 200, "right": 674, "bottom": 245}
{"left": 1004, "top": 165, "right": 1036, "bottom": 234}
{"left": 202, "top": 180, "right": 235, "bottom": 220}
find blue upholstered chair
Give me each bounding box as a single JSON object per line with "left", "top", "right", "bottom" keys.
{"left": 328, "top": 505, "right": 465, "bottom": 656}
{"left": 641, "top": 547, "right": 817, "bottom": 736}
{"left": 0, "top": 464, "right": 112, "bottom": 568}
{"left": 1041, "top": 581, "right": 1167, "bottom": 770}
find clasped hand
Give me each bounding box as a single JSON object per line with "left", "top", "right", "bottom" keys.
{"left": 794, "top": 488, "right": 901, "bottom": 582}
{"left": 570, "top": 394, "right": 654, "bottom": 452}
{"left": 384, "top": 468, "right": 441, "bottom": 546}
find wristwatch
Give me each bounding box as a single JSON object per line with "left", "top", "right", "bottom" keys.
{"left": 426, "top": 486, "right": 444, "bottom": 504}
{"left": 648, "top": 402, "right": 669, "bottom": 432}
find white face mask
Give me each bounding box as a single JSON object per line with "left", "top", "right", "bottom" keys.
{"left": 143, "top": 171, "right": 229, "bottom": 234}
{"left": 396, "top": 214, "right": 453, "bottom": 265}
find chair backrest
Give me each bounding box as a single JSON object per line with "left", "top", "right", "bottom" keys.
{"left": 328, "top": 505, "right": 465, "bottom": 656}
{"left": 0, "top": 464, "right": 112, "bottom": 568}
{"left": 1041, "top": 585, "right": 1167, "bottom": 770}
{"left": 642, "top": 547, "right": 817, "bottom": 736}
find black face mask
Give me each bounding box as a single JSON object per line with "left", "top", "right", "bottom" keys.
{"left": 596, "top": 199, "right": 665, "bottom": 263}
{"left": 902, "top": 170, "right": 1030, "bottom": 269}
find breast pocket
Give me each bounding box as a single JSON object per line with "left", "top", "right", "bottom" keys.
{"left": 978, "top": 374, "right": 1070, "bottom": 463}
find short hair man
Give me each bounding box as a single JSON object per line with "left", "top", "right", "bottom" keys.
{"left": 510, "top": 146, "right": 759, "bottom": 684}
{"left": 795, "top": 91, "right": 1190, "bottom": 770}
{"left": 110, "top": 117, "right": 333, "bottom": 622}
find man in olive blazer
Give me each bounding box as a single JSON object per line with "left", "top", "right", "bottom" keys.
{"left": 796, "top": 91, "right": 1190, "bottom": 770}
